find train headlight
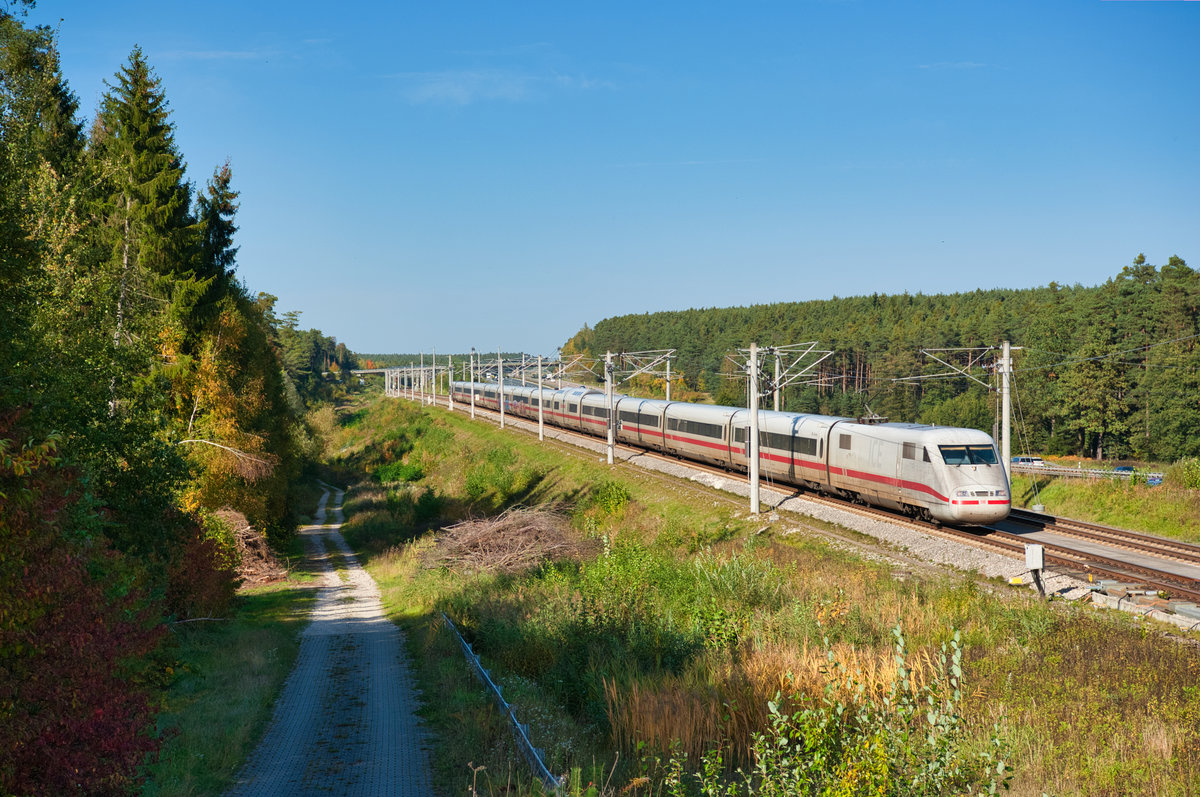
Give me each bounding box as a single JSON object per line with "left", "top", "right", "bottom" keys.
{"left": 955, "top": 487, "right": 1007, "bottom": 498}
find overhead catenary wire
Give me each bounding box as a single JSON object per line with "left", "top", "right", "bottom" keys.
{"left": 1014, "top": 331, "right": 1200, "bottom": 374}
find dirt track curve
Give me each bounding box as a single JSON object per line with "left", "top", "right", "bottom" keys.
{"left": 226, "top": 486, "right": 433, "bottom": 796}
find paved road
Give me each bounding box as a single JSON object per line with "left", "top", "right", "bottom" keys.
{"left": 227, "top": 487, "right": 433, "bottom": 796}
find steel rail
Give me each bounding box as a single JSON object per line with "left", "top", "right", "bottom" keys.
{"left": 1009, "top": 508, "right": 1200, "bottom": 566}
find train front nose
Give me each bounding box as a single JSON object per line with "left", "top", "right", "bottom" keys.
{"left": 946, "top": 485, "right": 1011, "bottom": 524}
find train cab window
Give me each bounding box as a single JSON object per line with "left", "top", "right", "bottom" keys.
{"left": 938, "top": 445, "right": 998, "bottom": 466}
{"left": 924, "top": 447, "right": 931, "bottom": 462}
{"left": 839, "top": 434, "right": 852, "bottom": 450}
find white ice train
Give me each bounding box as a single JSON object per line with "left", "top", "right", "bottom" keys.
{"left": 450, "top": 381, "right": 1011, "bottom": 526}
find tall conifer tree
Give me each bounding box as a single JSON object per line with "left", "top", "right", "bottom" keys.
{"left": 89, "top": 46, "right": 205, "bottom": 363}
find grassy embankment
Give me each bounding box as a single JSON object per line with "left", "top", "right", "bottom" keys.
{"left": 140, "top": 494, "right": 323, "bottom": 796}
{"left": 330, "top": 395, "right": 1199, "bottom": 797}
{"left": 1010, "top": 467, "right": 1200, "bottom": 542}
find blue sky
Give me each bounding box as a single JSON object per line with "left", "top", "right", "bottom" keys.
{"left": 26, "top": 0, "right": 1200, "bottom": 357}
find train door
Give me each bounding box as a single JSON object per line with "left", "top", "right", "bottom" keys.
{"left": 731, "top": 421, "right": 748, "bottom": 472}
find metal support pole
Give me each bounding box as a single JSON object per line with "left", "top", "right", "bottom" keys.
{"left": 448, "top": 355, "right": 454, "bottom": 410}
{"left": 749, "top": 342, "right": 761, "bottom": 515}
{"left": 420, "top": 352, "right": 425, "bottom": 405}
{"left": 773, "top": 348, "right": 781, "bottom": 412}
{"left": 605, "top": 351, "right": 614, "bottom": 465}
{"left": 537, "top": 355, "right": 544, "bottom": 441}
{"left": 665, "top": 356, "right": 672, "bottom": 401}
{"left": 498, "top": 348, "right": 505, "bottom": 430}
{"left": 470, "top": 348, "right": 476, "bottom": 419}
{"left": 522, "top": 354, "right": 527, "bottom": 386}
{"left": 1001, "top": 340, "right": 1012, "bottom": 484}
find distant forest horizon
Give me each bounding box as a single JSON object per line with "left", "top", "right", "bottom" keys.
{"left": 357, "top": 256, "right": 1198, "bottom": 463}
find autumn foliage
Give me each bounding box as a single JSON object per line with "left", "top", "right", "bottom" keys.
{"left": 165, "top": 513, "right": 239, "bottom": 621}
{"left": 0, "top": 415, "right": 164, "bottom": 795}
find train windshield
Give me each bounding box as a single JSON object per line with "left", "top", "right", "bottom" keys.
{"left": 938, "top": 445, "right": 999, "bottom": 466}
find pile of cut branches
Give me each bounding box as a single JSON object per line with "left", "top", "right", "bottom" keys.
{"left": 216, "top": 508, "right": 289, "bottom": 585}
{"left": 424, "top": 508, "right": 597, "bottom": 574}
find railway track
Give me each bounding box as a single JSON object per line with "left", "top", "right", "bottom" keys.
{"left": 442, "top": 397, "right": 1200, "bottom": 604}
{"left": 1008, "top": 508, "right": 1200, "bottom": 567}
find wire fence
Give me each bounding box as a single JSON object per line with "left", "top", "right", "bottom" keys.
{"left": 441, "top": 613, "right": 564, "bottom": 792}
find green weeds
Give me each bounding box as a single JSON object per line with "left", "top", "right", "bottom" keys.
{"left": 1013, "top": 474, "right": 1200, "bottom": 542}
{"left": 333, "top": 396, "right": 1200, "bottom": 797}
{"left": 141, "top": 582, "right": 316, "bottom": 796}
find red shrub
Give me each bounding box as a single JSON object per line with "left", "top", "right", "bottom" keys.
{"left": 0, "top": 417, "right": 165, "bottom": 795}
{"left": 164, "top": 519, "right": 240, "bottom": 620}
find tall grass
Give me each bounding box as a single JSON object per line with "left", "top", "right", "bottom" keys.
{"left": 141, "top": 583, "right": 316, "bottom": 796}
{"left": 334, "top": 396, "right": 1200, "bottom": 796}
{"left": 1012, "top": 474, "right": 1200, "bottom": 542}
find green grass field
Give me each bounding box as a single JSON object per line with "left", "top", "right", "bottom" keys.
{"left": 1011, "top": 470, "right": 1200, "bottom": 542}
{"left": 329, "top": 396, "right": 1200, "bottom": 797}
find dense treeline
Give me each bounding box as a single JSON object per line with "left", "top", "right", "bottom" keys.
{"left": 564, "top": 257, "right": 1200, "bottom": 463}
{"left": 0, "top": 6, "right": 350, "bottom": 792}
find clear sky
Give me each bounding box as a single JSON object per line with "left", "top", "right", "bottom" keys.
{"left": 24, "top": 0, "right": 1200, "bottom": 357}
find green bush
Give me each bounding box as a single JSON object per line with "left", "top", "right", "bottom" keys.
{"left": 414, "top": 488, "right": 444, "bottom": 524}
{"left": 1169, "top": 457, "right": 1200, "bottom": 490}
{"left": 463, "top": 445, "right": 529, "bottom": 506}
{"left": 376, "top": 461, "right": 423, "bottom": 483}
{"left": 594, "top": 480, "right": 631, "bottom": 515}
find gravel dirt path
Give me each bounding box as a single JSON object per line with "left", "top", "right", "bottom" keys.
{"left": 226, "top": 486, "right": 433, "bottom": 797}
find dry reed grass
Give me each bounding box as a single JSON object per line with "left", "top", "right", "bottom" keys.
{"left": 605, "top": 639, "right": 938, "bottom": 767}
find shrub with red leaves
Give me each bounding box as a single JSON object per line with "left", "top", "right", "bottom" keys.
{"left": 0, "top": 417, "right": 165, "bottom": 796}
{"left": 165, "top": 517, "right": 239, "bottom": 620}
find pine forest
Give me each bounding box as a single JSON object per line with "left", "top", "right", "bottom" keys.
{"left": 563, "top": 259, "right": 1200, "bottom": 464}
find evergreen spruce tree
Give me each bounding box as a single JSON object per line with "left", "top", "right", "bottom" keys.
{"left": 198, "top": 159, "right": 239, "bottom": 281}
{"left": 89, "top": 46, "right": 205, "bottom": 367}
